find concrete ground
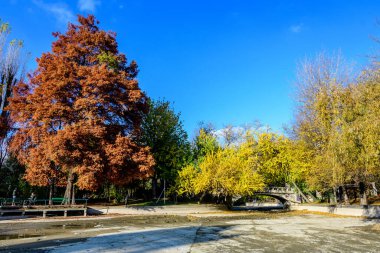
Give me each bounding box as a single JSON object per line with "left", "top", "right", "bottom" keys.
{"left": 0, "top": 206, "right": 379, "bottom": 252}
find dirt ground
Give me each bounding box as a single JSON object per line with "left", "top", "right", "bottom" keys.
{"left": 0, "top": 210, "right": 380, "bottom": 252}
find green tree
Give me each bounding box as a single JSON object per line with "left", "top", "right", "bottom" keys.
{"left": 192, "top": 128, "right": 219, "bottom": 162}
{"left": 0, "top": 155, "right": 29, "bottom": 198}
{"left": 140, "top": 99, "right": 191, "bottom": 198}
{"left": 175, "top": 128, "right": 219, "bottom": 198}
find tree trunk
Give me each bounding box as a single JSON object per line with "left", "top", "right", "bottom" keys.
{"left": 71, "top": 183, "right": 76, "bottom": 205}
{"left": 343, "top": 186, "right": 349, "bottom": 205}
{"left": 359, "top": 181, "right": 367, "bottom": 206}
{"left": 360, "top": 192, "right": 368, "bottom": 206}
{"left": 330, "top": 187, "right": 337, "bottom": 205}
{"left": 63, "top": 171, "right": 73, "bottom": 205}
{"left": 48, "top": 184, "right": 53, "bottom": 206}
{"left": 107, "top": 184, "right": 111, "bottom": 202}
{"left": 198, "top": 192, "right": 207, "bottom": 204}
{"left": 152, "top": 174, "right": 158, "bottom": 199}
{"left": 333, "top": 186, "right": 338, "bottom": 204}
{"left": 225, "top": 195, "right": 233, "bottom": 209}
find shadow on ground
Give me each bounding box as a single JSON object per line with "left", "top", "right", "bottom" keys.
{"left": 0, "top": 225, "right": 238, "bottom": 253}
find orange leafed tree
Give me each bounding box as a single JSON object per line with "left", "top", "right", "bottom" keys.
{"left": 7, "top": 15, "right": 155, "bottom": 204}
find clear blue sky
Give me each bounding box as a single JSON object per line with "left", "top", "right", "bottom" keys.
{"left": 1, "top": 0, "right": 380, "bottom": 137}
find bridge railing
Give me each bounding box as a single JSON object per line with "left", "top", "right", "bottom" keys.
{"left": 258, "top": 187, "right": 295, "bottom": 194}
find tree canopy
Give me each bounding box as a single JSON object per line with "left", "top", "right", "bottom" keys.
{"left": 140, "top": 99, "right": 191, "bottom": 197}
{"left": 176, "top": 132, "right": 265, "bottom": 207}
{"left": 8, "top": 15, "right": 155, "bottom": 202}
{"left": 292, "top": 52, "right": 380, "bottom": 197}
{"left": 0, "top": 19, "right": 26, "bottom": 168}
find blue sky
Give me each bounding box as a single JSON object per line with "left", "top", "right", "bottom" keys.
{"left": 1, "top": 0, "right": 380, "bottom": 137}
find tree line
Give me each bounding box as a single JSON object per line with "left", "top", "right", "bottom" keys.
{"left": 0, "top": 15, "right": 379, "bottom": 206}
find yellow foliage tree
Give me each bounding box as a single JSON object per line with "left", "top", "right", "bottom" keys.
{"left": 176, "top": 137, "right": 264, "bottom": 207}
{"left": 250, "top": 132, "right": 311, "bottom": 189}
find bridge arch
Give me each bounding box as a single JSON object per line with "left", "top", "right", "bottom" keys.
{"left": 252, "top": 186, "right": 302, "bottom": 206}
{"left": 254, "top": 193, "right": 291, "bottom": 205}
{"left": 233, "top": 187, "right": 303, "bottom": 208}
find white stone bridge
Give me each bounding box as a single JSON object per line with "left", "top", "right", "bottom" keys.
{"left": 254, "top": 187, "right": 301, "bottom": 205}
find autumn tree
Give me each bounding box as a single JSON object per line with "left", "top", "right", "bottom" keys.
{"left": 0, "top": 19, "right": 27, "bottom": 169}
{"left": 292, "top": 52, "right": 353, "bottom": 193}
{"left": 176, "top": 134, "right": 264, "bottom": 208}
{"left": 8, "top": 15, "right": 154, "bottom": 204}
{"left": 292, "top": 52, "right": 380, "bottom": 204}
{"left": 337, "top": 69, "right": 380, "bottom": 203}
{"left": 253, "top": 132, "right": 311, "bottom": 187}
{"left": 140, "top": 99, "right": 191, "bottom": 198}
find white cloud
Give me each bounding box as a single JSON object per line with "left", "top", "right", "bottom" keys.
{"left": 212, "top": 123, "right": 272, "bottom": 146}
{"left": 289, "top": 23, "right": 303, "bottom": 33}
{"left": 212, "top": 126, "right": 252, "bottom": 146}
{"left": 33, "top": 0, "right": 75, "bottom": 25}
{"left": 213, "top": 126, "right": 245, "bottom": 140}
{"left": 78, "top": 0, "right": 101, "bottom": 12}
